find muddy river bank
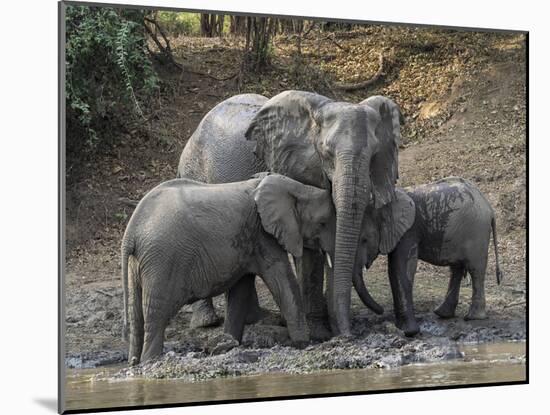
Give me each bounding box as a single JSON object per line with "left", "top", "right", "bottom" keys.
{"left": 64, "top": 265, "right": 526, "bottom": 373}
{"left": 64, "top": 341, "right": 526, "bottom": 412}
{"left": 63, "top": 242, "right": 526, "bottom": 411}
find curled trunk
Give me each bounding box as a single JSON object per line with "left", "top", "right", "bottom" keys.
{"left": 353, "top": 268, "right": 384, "bottom": 315}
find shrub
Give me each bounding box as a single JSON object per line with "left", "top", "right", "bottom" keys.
{"left": 65, "top": 6, "right": 159, "bottom": 152}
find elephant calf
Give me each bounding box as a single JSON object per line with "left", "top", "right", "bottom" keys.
{"left": 359, "top": 177, "right": 502, "bottom": 336}
{"left": 121, "top": 174, "right": 336, "bottom": 364}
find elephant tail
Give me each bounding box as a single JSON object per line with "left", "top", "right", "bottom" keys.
{"left": 353, "top": 268, "right": 384, "bottom": 315}
{"left": 121, "top": 238, "right": 135, "bottom": 343}
{"left": 491, "top": 216, "right": 503, "bottom": 285}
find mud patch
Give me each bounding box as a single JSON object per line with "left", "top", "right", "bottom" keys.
{"left": 99, "top": 335, "right": 462, "bottom": 382}
{"left": 88, "top": 311, "right": 524, "bottom": 382}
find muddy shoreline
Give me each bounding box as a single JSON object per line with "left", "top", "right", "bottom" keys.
{"left": 102, "top": 319, "right": 525, "bottom": 382}
{"left": 65, "top": 274, "right": 525, "bottom": 381}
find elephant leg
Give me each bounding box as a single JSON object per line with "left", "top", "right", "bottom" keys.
{"left": 434, "top": 265, "right": 464, "bottom": 319}
{"left": 224, "top": 275, "right": 255, "bottom": 342}
{"left": 464, "top": 257, "right": 488, "bottom": 320}
{"left": 190, "top": 298, "right": 221, "bottom": 329}
{"left": 140, "top": 298, "right": 170, "bottom": 362}
{"left": 295, "top": 249, "right": 331, "bottom": 341}
{"left": 258, "top": 250, "right": 309, "bottom": 346}
{"left": 244, "top": 277, "right": 270, "bottom": 325}
{"left": 127, "top": 268, "right": 144, "bottom": 366}
{"left": 388, "top": 236, "right": 419, "bottom": 337}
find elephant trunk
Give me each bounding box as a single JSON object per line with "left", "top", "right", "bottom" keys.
{"left": 353, "top": 268, "right": 384, "bottom": 315}
{"left": 327, "top": 152, "right": 370, "bottom": 336}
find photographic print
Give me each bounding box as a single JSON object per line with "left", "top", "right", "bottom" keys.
{"left": 59, "top": 1, "right": 527, "bottom": 413}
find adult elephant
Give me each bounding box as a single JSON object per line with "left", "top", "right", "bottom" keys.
{"left": 178, "top": 94, "right": 269, "bottom": 329}
{"left": 179, "top": 91, "right": 401, "bottom": 337}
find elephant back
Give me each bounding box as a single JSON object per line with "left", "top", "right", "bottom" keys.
{"left": 406, "top": 177, "right": 493, "bottom": 262}
{"left": 178, "top": 94, "right": 268, "bottom": 183}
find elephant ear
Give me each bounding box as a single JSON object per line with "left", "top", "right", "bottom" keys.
{"left": 245, "top": 91, "right": 332, "bottom": 187}
{"left": 378, "top": 188, "right": 415, "bottom": 254}
{"left": 361, "top": 96, "right": 403, "bottom": 208}
{"left": 362, "top": 95, "right": 404, "bottom": 146}
{"left": 253, "top": 174, "right": 304, "bottom": 258}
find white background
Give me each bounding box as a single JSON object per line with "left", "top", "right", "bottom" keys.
{"left": 0, "top": 0, "right": 543, "bottom": 414}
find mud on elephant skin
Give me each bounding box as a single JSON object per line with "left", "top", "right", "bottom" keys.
{"left": 121, "top": 173, "right": 336, "bottom": 364}
{"left": 358, "top": 177, "right": 502, "bottom": 336}
{"left": 179, "top": 91, "right": 404, "bottom": 338}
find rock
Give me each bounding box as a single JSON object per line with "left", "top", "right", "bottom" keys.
{"left": 235, "top": 350, "right": 262, "bottom": 363}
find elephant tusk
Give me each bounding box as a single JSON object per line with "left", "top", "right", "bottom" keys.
{"left": 288, "top": 254, "right": 298, "bottom": 277}
{"left": 325, "top": 252, "right": 333, "bottom": 268}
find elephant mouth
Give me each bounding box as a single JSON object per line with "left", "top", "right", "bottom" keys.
{"left": 366, "top": 257, "right": 375, "bottom": 269}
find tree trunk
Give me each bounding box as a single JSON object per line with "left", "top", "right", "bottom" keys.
{"left": 200, "top": 14, "right": 212, "bottom": 37}
{"left": 242, "top": 16, "right": 274, "bottom": 72}
{"left": 215, "top": 15, "right": 225, "bottom": 37}
{"left": 230, "top": 15, "right": 246, "bottom": 35}
{"left": 201, "top": 13, "right": 225, "bottom": 37}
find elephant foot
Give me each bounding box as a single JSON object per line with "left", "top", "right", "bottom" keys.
{"left": 434, "top": 303, "right": 457, "bottom": 319}
{"left": 190, "top": 307, "right": 221, "bottom": 329}
{"left": 308, "top": 317, "right": 333, "bottom": 341}
{"left": 464, "top": 306, "right": 487, "bottom": 321}
{"left": 289, "top": 329, "right": 310, "bottom": 349}
{"left": 396, "top": 317, "right": 420, "bottom": 337}
{"left": 245, "top": 305, "right": 270, "bottom": 325}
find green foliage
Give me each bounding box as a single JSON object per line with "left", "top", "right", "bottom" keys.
{"left": 65, "top": 6, "right": 159, "bottom": 151}
{"left": 156, "top": 12, "right": 201, "bottom": 36}
{"left": 114, "top": 211, "right": 128, "bottom": 222}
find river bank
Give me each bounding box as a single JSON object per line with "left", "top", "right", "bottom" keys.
{"left": 64, "top": 341, "right": 526, "bottom": 412}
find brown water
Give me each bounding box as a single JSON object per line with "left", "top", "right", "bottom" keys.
{"left": 64, "top": 342, "right": 526, "bottom": 412}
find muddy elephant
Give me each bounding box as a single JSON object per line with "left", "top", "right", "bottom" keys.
{"left": 121, "top": 173, "right": 337, "bottom": 364}
{"left": 178, "top": 91, "right": 402, "bottom": 337}
{"left": 359, "top": 177, "right": 503, "bottom": 336}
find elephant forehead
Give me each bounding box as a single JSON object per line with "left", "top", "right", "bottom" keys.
{"left": 320, "top": 103, "right": 368, "bottom": 126}
{"left": 320, "top": 107, "right": 370, "bottom": 151}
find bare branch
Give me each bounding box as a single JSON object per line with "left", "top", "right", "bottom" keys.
{"left": 302, "top": 21, "right": 316, "bottom": 39}
{"left": 144, "top": 16, "right": 173, "bottom": 53}
{"left": 503, "top": 300, "right": 526, "bottom": 309}
{"left": 118, "top": 197, "right": 139, "bottom": 207}
{"left": 94, "top": 289, "right": 114, "bottom": 297}
{"left": 184, "top": 69, "right": 238, "bottom": 82}
{"left": 324, "top": 33, "right": 349, "bottom": 51}
{"left": 143, "top": 17, "right": 183, "bottom": 70}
